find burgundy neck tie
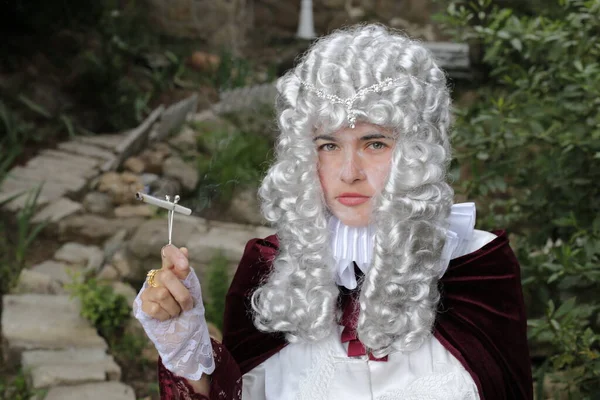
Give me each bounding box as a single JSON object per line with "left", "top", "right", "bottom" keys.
{"left": 339, "top": 264, "right": 388, "bottom": 362}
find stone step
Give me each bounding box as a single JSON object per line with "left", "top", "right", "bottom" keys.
{"left": 1, "top": 294, "right": 107, "bottom": 366}
{"left": 23, "top": 348, "right": 121, "bottom": 389}
{"left": 42, "top": 381, "right": 135, "bottom": 400}
{"left": 56, "top": 142, "right": 117, "bottom": 162}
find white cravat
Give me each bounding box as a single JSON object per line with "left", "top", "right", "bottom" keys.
{"left": 329, "top": 202, "right": 477, "bottom": 289}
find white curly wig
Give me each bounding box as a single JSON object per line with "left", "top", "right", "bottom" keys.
{"left": 251, "top": 24, "right": 454, "bottom": 357}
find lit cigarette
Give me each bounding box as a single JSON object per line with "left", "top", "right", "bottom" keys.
{"left": 135, "top": 192, "right": 192, "bottom": 215}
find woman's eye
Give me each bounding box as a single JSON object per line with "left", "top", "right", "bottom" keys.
{"left": 368, "top": 142, "right": 387, "bottom": 150}
{"left": 319, "top": 143, "right": 338, "bottom": 151}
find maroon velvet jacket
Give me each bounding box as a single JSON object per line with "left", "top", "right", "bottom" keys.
{"left": 158, "top": 231, "right": 533, "bottom": 400}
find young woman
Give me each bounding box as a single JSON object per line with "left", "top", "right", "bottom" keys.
{"left": 134, "top": 24, "right": 533, "bottom": 400}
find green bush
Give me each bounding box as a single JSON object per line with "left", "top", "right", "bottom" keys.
{"left": 66, "top": 277, "right": 131, "bottom": 339}
{"left": 0, "top": 368, "right": 43, "bottom": 400}
{"left": 435, "top": 0, "right": 600, "bottom": 396}
{"left": 193, "top": 118, "right": 274, "bottom": 209}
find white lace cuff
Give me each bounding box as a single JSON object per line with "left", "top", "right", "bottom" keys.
{"left": 133, "top": 268, "right": 215, "bottom": 380}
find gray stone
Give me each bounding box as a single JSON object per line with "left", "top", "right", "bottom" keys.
{"left": 140, "top": 173, "right": 160, "bottom": 188}
{"left": 27, "top": 154, "right": 99, "bottom": 172}
{"left": 114, "top": 204, "right": 153, "bottom": 218}
{"left": 30, "top": 260, "right": 84, "bottom": 286}
{"left": 58, "top": 214, "right": 144, "bottom": 243}
{"left": 2, "top": 190, "right": 51, "bottom": 212}
{"left": 110, "top": 250, "right": 134, "bottom": 280}
{"left": 103, "top": 229, "right": 128, "bottom": 260}
{"left": 149, "top": 177, "right": 181, "bottom": 199}
{"left": 110, "top": 281, "right": 138, "bottom": 307}
{"left": 32, "top": 197, "right": 83, "bottom": 224}
{"left": 97, "top": 264, "right": 119, "bottom": 281}
{"left": 83, "top": 191, "right": 114, "bottom": 215}
{"left": 123, "top": 156, "right": 146, "bottom": 174}
{"left": 43, "top": 381, "right": 135, "bottom": 400}
{"left": 128, "top": 214, "right": 206, "bottom": 259}
{"left": 152, "top": 94, "right": 199, "bottom": 142}
{"left": 114, "top": 105, "right": 164, "bottom": 168}
{"left": 30, "top": 363, "right": 107, "bottom": 389}
{"left": 10, "top": 269, "right": 63, "bottom": 295}
{"left": 54, "top": 242, "right": 104, "bottom": 270}
{"left": 37, "top": 149, "right": 103, "bottom": 169}
{"left": 26, "top": 156, "right": 99, "bottom": 180}
{"left": 77, "top": 133, "right": 127, "bottom": 151}
{"left": 188, "top": 109, "right": 217, "bottom": 123}
{"left": 4, "top": 166, "right": 88, "bottom": 193}
{"left": 57, "top": 141, "right": 117, "bottom": 161}
{"left": 1, "top": 295, "right": 107, "bottom": 364}
{"left": 168, "top": 125, "right": 197, "bottom": 152}
{"left": 23, "top": 348, "right": 121, "bottom": 388}
{"left": 162, "top": 156, "right": 199, "bottom": 191}
{"left": 227, "top": 187, "right": 266, "bottom": 226}
{"left": 185, "top": 223, "right": 270, "bottom": 264}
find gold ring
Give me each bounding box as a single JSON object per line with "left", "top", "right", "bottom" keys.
{"left": 147, "top": 269, "right": 161, "bottom": 288}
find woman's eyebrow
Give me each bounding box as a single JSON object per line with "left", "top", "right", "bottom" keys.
{"left": 313, "top": 134, "right": 337, "bottom": 142}
{"left": 361, "top": 133, "right": 394, "bottom": 141}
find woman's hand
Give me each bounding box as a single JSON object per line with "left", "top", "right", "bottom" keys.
{"left": 139, "top": 245, "right": 194, "bottom": 321}
{"left": 133, "top": 244, "right": 216, "bottom": 382}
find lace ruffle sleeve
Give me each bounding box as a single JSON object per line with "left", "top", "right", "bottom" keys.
{"left": 158, "top": 338, "right": 243, "bottom": 400}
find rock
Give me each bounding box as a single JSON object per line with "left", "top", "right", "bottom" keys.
{"left": 168, "top": 125, "right": 198, "bottom": 153}
{"left": 11, "top": 269, "right": 62, "bottom": 295}
{"left": 188, "top": 52, "right": 220, "bottom": 71}
{"left": 114, "top": 204, "right": 153, "bottom": 218}
{"left": 22, "top": 348, "right": 121, "bottom": 382}
{"left": 57, "top": 141, "right": 117, "bottom": 162}
{"left": 111, "top": 250, "right": 134, "bottom": 281}
{"left": 114, "top": 105, "right": 164, "bottom": 169}
{"left": 30, "top": 260, "right": 85, "bottom": 286}
{"left": 83, "top": 191, "right": 114, "bottom": 215}
{"left": 227, "top": 187, "right": 265, "bottom": 225}
{"left": 123, "top": 157, "right": 146, "bottom": 174}
{"left": 128, "top": 215, "right": 206, "bottom": 259}
{"left": 149, "top": 177, "right": 181, "bottom": 199}
{"left": 96, "top": 172, "right": 144, "bottom": 205}
{"left": 110, "top": 281, "right": 138, "bottom": 307}
{"left": 44, "top": 381, "right": 135, "bottom": 400}
{"left": 54, "top": 242, "right": 104, "bottom": 271}
{"left": 32, "top": 197, "right": 83, "bottom": 224}
{"left": 140, "top": 173, "right": 160, "bottom": 188}
{"left": 151, "top": 94, "right": 199, "bottom": 142}
{"left": 185, "top": 222, "right": 273, "bottom": 264}
{"left": 58, "top": 214, "right": 144, "bottom": 243}
{"left": 30, "top": 363, "right": 107, "bottom": 389}
{"left": 103, "top": 229, "right": 128, "bottom": 260}
{"left": 163, "top": 156, "right": 199, "bottom": 192}
{"left": 97, "top": 264, "right": 119, "bottom": 281}
{"left": 138, "top": 149, "right": 165, "bottom": 174}
{"left": 1, "top": 294, "right": 107, "bottom": 366}
{"left": 77, "top": 133, "right": 128, "bottom": 152}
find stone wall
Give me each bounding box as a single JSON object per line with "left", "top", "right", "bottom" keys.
{"left": 145, "top": 0, "right": 251, "bottom": 52}
{"left": 146, "top": 0, "right": 441, "bottom": 52}
{"left": 255, "top": 0, "right": 439, "bottom": 40}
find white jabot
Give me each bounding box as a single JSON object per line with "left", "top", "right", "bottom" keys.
{"left": 330, "top": 202, "right": 477, "bottom": 289}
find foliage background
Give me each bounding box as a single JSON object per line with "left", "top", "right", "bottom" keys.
{"left": 435, "top": 0, "right": 600, "bottom": 397}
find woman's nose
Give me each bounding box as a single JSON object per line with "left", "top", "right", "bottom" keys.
{"left": 340, "top": 152, "right": 365, "bottom": 183}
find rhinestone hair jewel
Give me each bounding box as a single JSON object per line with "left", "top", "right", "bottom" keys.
{"left": 298, "top": 75, "right": 434, "bottom": 128}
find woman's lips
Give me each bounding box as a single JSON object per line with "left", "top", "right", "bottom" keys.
{"left": 337, "top": 193, "right": 370, "bottom": 206}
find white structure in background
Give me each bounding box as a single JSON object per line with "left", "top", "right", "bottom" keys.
{"left": 297, "top": 0, "right": 317, "bottom": 39}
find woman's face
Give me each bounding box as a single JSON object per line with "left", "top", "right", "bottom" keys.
{"left": 315, "top": 122, "right": 396, "bottom": 227}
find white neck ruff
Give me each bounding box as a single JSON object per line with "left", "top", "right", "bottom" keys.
{"left": 329, "top": 202, "right": 476, "bottom": 289}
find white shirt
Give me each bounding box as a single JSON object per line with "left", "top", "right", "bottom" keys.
{"left": 241, "top": 204, "right": 494, "bottom": 399}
